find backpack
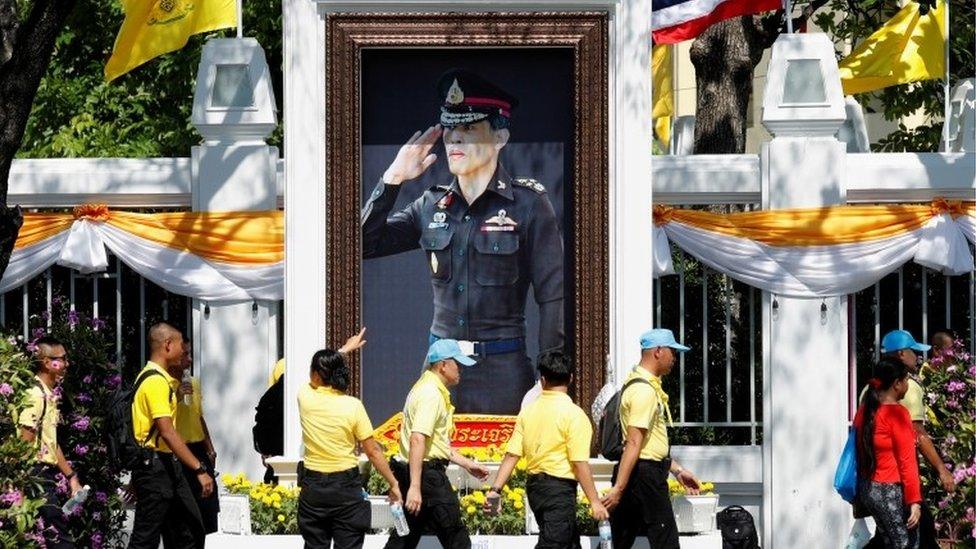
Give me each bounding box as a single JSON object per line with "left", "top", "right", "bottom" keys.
{"left": 253, "top": 376, "right": 284, "bottom": 456}
{"left": 105, "top": 369, "right": 169, "bottom": 471}
{"left": 598, "top": 377, "right": 650, "bottom": 460}
{"left": 717, "top": 505, "right": 760, "bottom": 549}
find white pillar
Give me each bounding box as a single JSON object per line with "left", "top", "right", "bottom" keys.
{"left": 190, "top": 37, "right": 280, "bottom": 481}
{"left": 760, "top": 33, "right": 851, "bottom": 548}
{"left": 612, "top": 0, "right": 655, "bottom": 383}
{"left": 274, "top": 0, "right": 325, "bottom": 483}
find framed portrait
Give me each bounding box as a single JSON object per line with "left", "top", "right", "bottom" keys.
{"left": 325, "top": 12, "right": 609, "bottom": 420}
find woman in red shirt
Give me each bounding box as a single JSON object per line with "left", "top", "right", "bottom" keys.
{"left": 855, "top": 357, "right": 922, "bottom": 549}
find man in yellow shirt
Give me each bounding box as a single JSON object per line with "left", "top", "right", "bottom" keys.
{"left": 385, "top": 339, "right": 490, "bottom": 549}
{"left": 601, "top": 329, "right": 701, "bottom": 549}
{"left": 175, "top": 343, "right": 219, "bottom": 535}
{"left": 485, "top": 350, "right": 608, "bottom": 548}
{"left": 129, "top": 323, "right": 213, "bottom": 549}
{"left": 19, "top": 336, "right": 82, "bottom": 548}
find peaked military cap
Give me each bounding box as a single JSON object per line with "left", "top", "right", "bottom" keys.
{"left": 436, "top": 68, "right": 519, "bottom": 128}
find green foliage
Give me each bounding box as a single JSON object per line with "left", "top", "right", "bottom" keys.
{"left": 922, "top": 341, "right": 975, "bottom": 544}
{"left": 814, "top": 0, "right": 975, "bottom": 152}
{"left": 0, "top": 337, "right": 47, "bottom": 548}
{"left": 19, "top": 0, "right": 282, "bottom": 159}
{"left": 41, "top": 304, "right": 128, "bottom": 548}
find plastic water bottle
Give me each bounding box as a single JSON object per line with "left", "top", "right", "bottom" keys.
{"left": 181, "top": 370, "right": 192, "bottom": 406}
{"left": 61, "top": 485, "right": 90, "bottom": 515}
{"left": 390, "top": 502, "right": 410, "bottom": 536}
{"left": 598, "top": 519, "right": 613, "bottom": 549}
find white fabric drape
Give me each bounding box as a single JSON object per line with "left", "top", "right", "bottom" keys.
{"left": 0, "top": 219, "right": 283, "bottom": 300}
{"left": 653, "top": 213, "right": 975, "bottom": 298}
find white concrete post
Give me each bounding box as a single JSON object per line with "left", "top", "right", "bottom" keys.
{"left": 190, "top": 37, "right": 280, "bottom": 481}
{"left": 760, "top": 33, "right": 851, "bottom": 548}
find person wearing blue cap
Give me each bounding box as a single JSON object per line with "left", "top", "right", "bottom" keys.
{"left": 362, "top": 68, "right": 565, "bottom": 415}
{"left": 600, "top": 329, "right": 700, "bottom": 549}
{"left": 385, "top": 339, "right": 490, "bottom": 549}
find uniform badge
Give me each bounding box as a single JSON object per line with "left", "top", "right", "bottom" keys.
{"left": 482, "top": 209, "right": 518, "bottom": 232}
{"left": 427, "top": 211, "right": 449, "bottom": 229}
{"left": 496, "top": 180, "right": 506, "bottom": 190}
{"left": 430, "top": 253, "right": 439, "bottom": 274}
{"left": 446, "top": 79, "right": 465, "bottom": 105}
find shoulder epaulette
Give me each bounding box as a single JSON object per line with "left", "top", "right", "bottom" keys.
{"left": 513, "top": 177, "right": 546, "bottom": 194}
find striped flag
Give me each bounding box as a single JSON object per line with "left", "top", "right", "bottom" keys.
{"left": 652, "top": 0, "right": 783, "bottom": 44}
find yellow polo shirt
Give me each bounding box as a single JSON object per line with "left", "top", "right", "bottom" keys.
{"left": 269, "top": 359, "right": 285, "bottom": 387}
{"left": 132, "top": 362, "right": 179, "bottom": 453}
{"left": 398, "top": 370, "right": 454, "bottom": 461}
{"left": 18, "top": 377, "right": 59, "bottom": 465}
{"left": 175, "top": 377, "right": 205, "bottom": 444}
{"left": 506, "top": 390, "right": 591, "bottom": 480}
{"left": 620, "top": 366, "right": 670, "bottom": 461}
{"left": 858, "top": 377, "right": 926, "bottom": 422}
{"left": 299, "top": 384, "right": 374, "bottom": 473}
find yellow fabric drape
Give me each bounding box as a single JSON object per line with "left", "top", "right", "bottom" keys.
{"left": 16, "top": 215, "right": 76, "bottom": 249}
{"left": 105, "top": 0, "right": 237, "bottom": 81}
{"left": 652, "top": 44, "right": 674, "bottom": 149}
{"left": 14, "top": 208, "right": 283, "bottom": 264}
{"left": 653, "top": 201, "right": 975, "bottom": 247}
{"left": 838, "top": 0, "right": 946, "bottom": 96}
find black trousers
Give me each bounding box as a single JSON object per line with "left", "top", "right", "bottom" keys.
{"left": 526, "top": 473, "right": 581, "bottom": 549}
{"left": 863, "top": 503, "right": 937, "bottom": 549}
{"left": 297, "top": 464, "right": 371, "bottom": 549}
{"left": 610, "top": 459, "right": 680, "bottom": 549}
{"left": 33, "top": 464, "right": 75, "bottom": 549}
{"left": 128, "top": 452, "right": 205, "bottom": 549}
{"left": 383, "top": 459, "right": 470, "bottom": 549}
{"left": 453, "top": 351, "right": 533, "bottom": 414}
{"left": 181, "top": 441, "right": 220, "bottom": 535}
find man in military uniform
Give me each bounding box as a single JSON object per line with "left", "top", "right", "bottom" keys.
{"left": 362, "top": 68, "right": 564, "bottom": 414}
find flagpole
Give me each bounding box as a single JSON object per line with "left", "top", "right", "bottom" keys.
{"left": 942, "top": 0, "right": 950, "bottom": 149}
{"left": 237, "top": 0, "right": 243, "bottom": 39}
{"left": 784, "top": 0, "right": 793, "bottom": 33}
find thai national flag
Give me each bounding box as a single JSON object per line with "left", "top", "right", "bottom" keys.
{"left": 652, "top": 0, "right": 783, "bottom": 44}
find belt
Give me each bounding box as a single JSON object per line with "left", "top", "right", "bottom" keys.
{"left": 303, "top": 466, "right": 361, "bottom": 480}
{"left": 430, "top": 334, "right": 524, "bottom": 357}
{"left": 527, "top": 473, "right": 577, "bottom": 486}
{"left": 391, "top": 458, "right": 449, "bottom": 471}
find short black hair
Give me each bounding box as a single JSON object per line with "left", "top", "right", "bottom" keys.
{"left": 537, "top": 349, "right": 572, "bottom": 386}
{"left": 33, "top": 336, "right": 64, "bottom": 372}
{"left": 309, "top": 349, "right": 350, "bottom": 392}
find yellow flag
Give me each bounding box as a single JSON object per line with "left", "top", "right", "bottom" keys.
{"left": 838, "top": 0, "right": 945, "bottom": 96}
{"left": 652, "top": 44, "right": 674, "bottom": 149}
{"left": 105, "top": 0, "right": 237, "bottom": 82}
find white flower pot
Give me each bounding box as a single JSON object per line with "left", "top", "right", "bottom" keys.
{"left": 671, "top": 494, "right": 718, "bottom": 533}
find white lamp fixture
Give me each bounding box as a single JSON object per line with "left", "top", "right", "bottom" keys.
{"left": 762, "top": 34, "right": 846, "bottom": 137}
{"left": 192, "top": 37, "right": 277, "bottom": 143}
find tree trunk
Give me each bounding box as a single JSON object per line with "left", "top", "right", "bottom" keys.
{"left": 689, "top": 16, "right": 772, "bottom": 154}
{"left": 0, "top": 0, "right": 76, "bottom": 278}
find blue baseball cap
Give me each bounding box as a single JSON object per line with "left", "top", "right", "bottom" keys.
{"left": 639, "top": 329, "right": 691, "bottom": 352}
{"left": 425, "top": 339, "right": 477, "bottom": 367}
{"left": 881, "top": 330, "right": 930, "bottom": 353}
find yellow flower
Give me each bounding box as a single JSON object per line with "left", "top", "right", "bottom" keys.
{"left": 277, "top": 514, "right": 285, "bottom": 522}
{"left": 466, "top": 505, "right": 477, "bottom": 515}
{"left": 471, "top": 491, "right": 486, "bottom": 505}
{"left": 249, "top": 489, "right": 260, "bottom": 499}
{"left": 513, "top": 499, "right": 524, "bottom": 510}
{"left": 262, "top": 496, "right": 274, "bottom": 506}
{"left": 273, "top": 501, "right": 282, "bottom": 509}
{"left": 516, "top": 459, "right": 527, "bottom": 471}
{"left": 221, "top": 474, "right": 235, "bottom": 486}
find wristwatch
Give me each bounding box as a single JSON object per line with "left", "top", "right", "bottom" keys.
{"left": 194, "top": 464, "right": 207, "bottom": 475}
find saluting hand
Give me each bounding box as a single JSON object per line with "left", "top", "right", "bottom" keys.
{"left": 382, "top": 125, "right": 442, "bottom": 186}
